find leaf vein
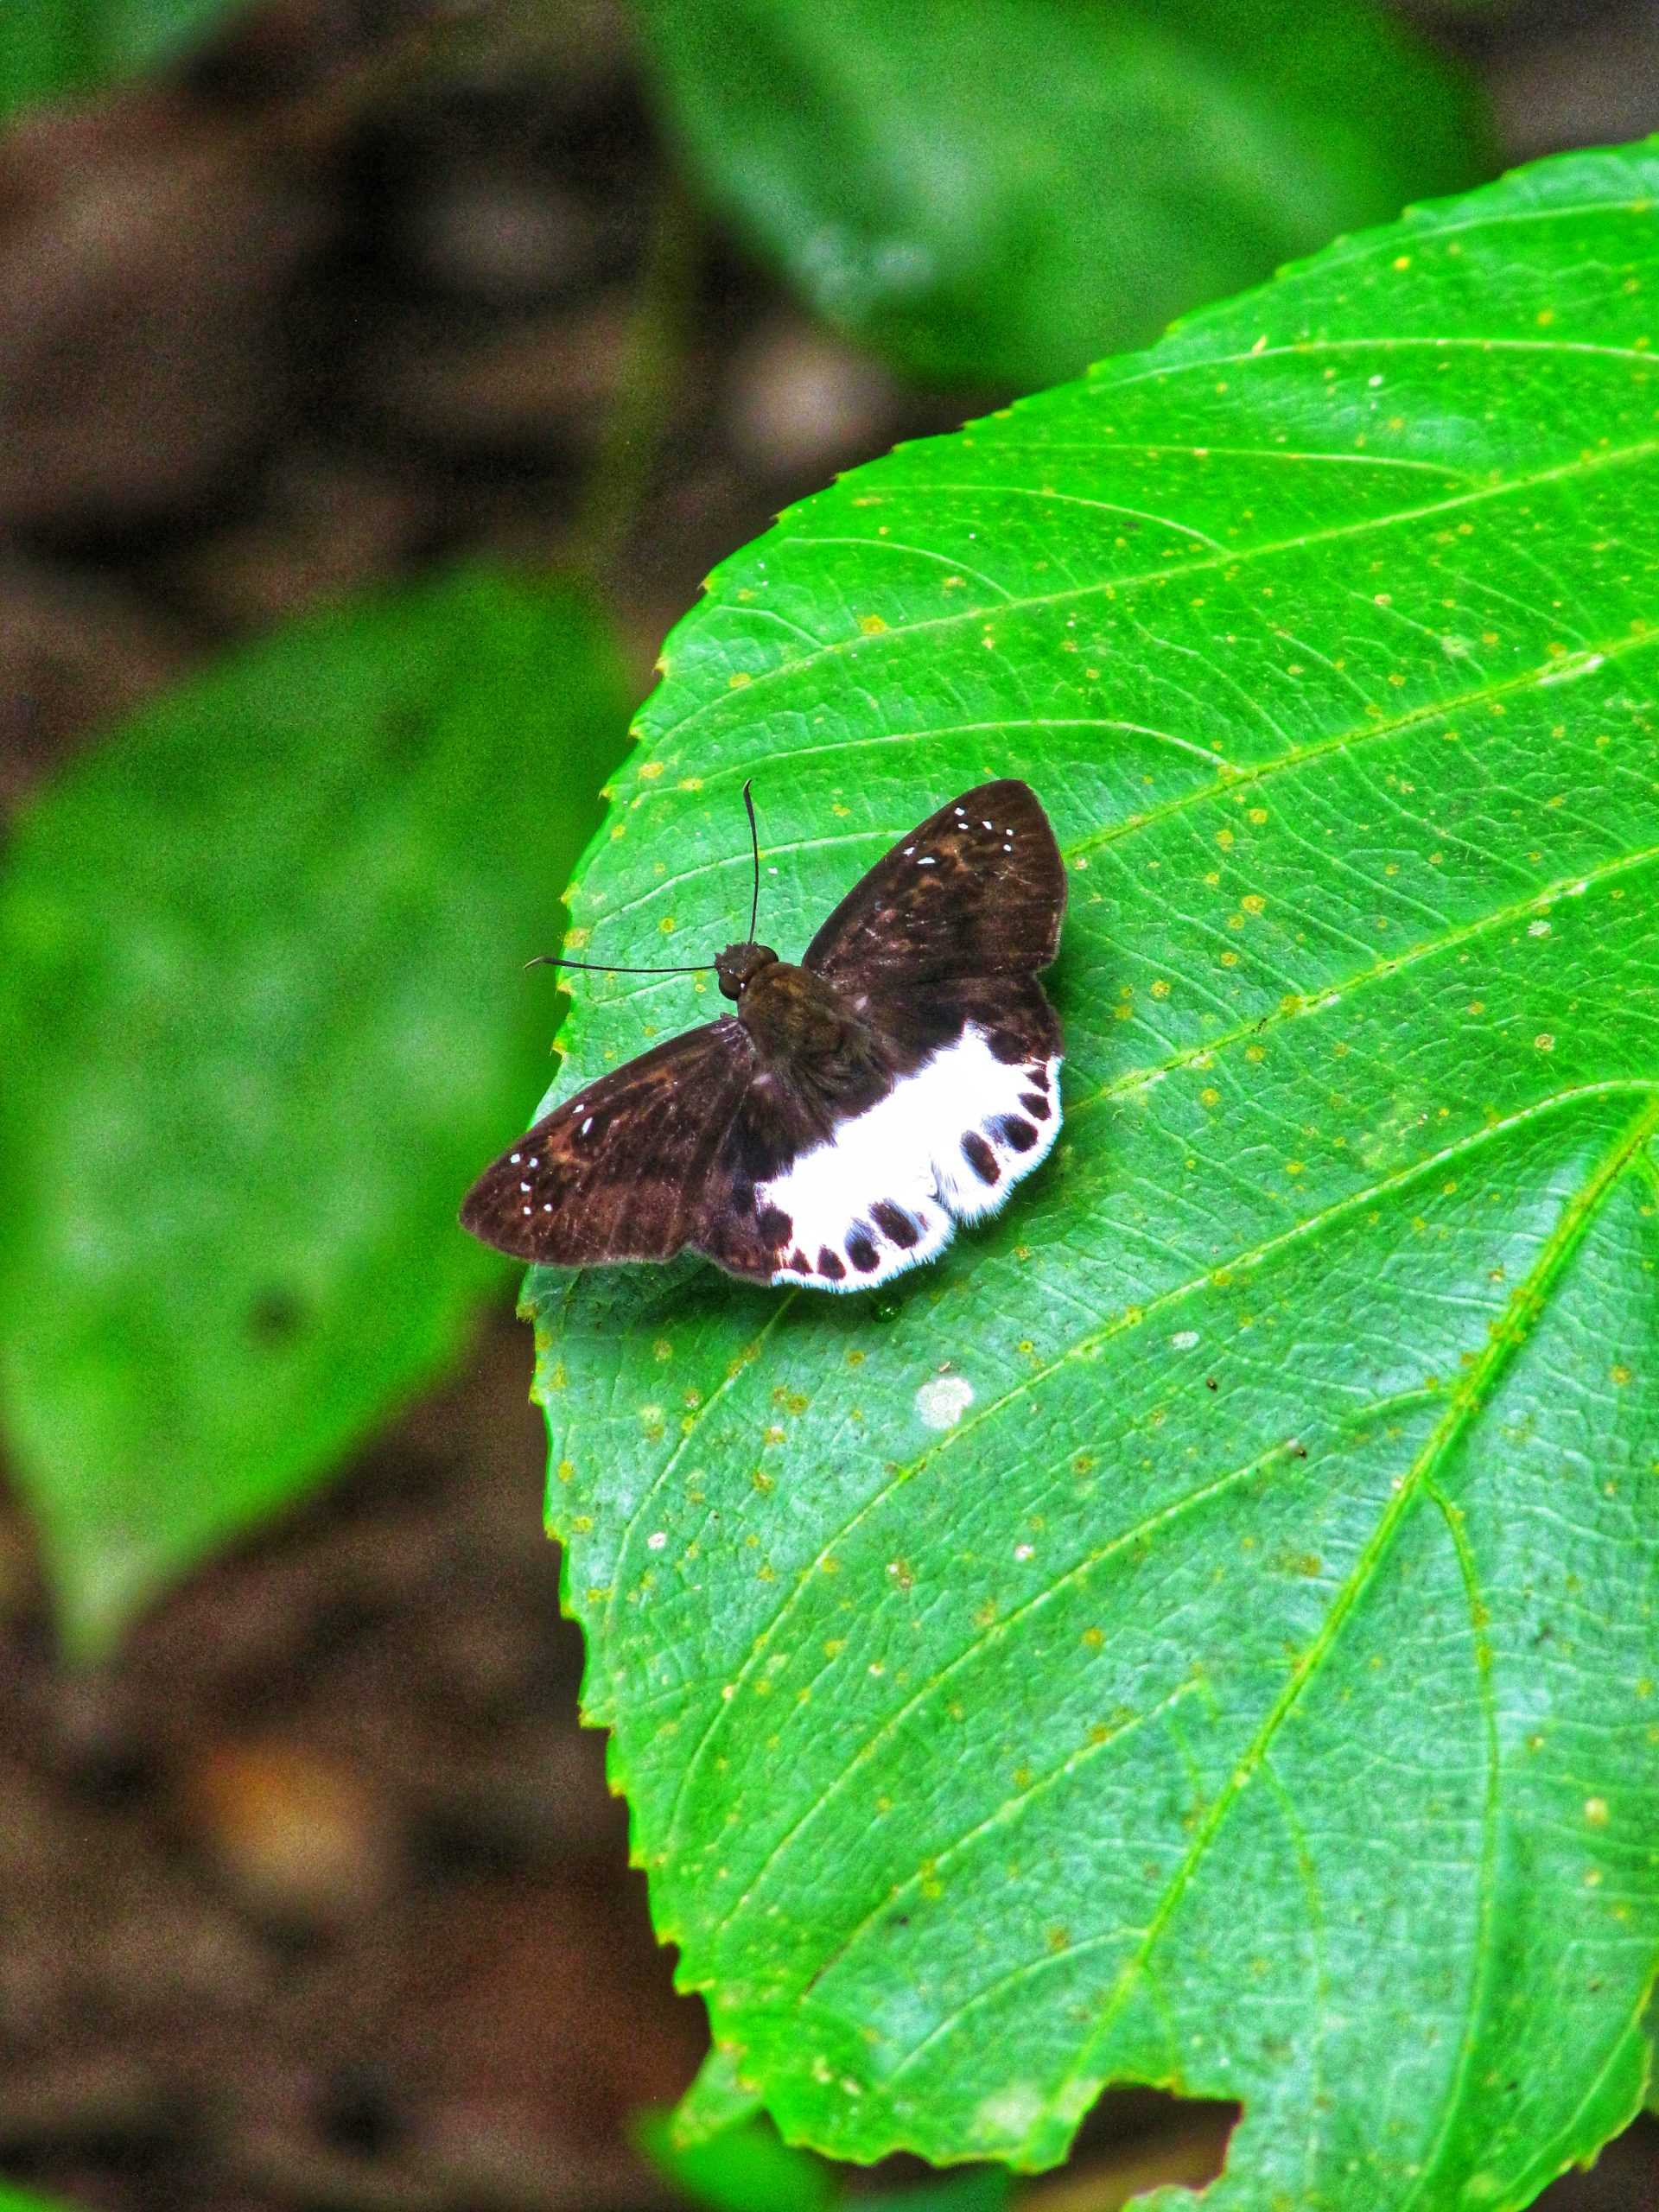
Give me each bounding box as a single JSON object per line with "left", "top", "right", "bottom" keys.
{"left": 657, "top": 433, "right": 1659, "bottom": 741}
{"left": 1028, "top": 1091, "right": 1659, "bottom": 2152}
{"left": 657, "top": 1084, "right": 1658, "bottom": 1850}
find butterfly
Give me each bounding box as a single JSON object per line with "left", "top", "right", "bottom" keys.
{"left": 460, "top": 779, "right": 1066, "bottom": 1292}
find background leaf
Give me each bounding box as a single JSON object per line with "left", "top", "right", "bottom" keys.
{"left": 0, "top": 2185, "right": 80, "bottom": 2212}
{"left": 637, "top": 2110, "right": 841, "bottom": 2212}
{"left": 526, "top": 141, "right": 1659, "bottom": 2207}
{"left": 632, "top": 0, "right": 1490, "bottom": 390}
{"left": 0, "top": 0, "right": 251, "bottom": 118}
{"left": 639, "top": 2106, "right": 1012, "bottom": 2212}
{"left": 0, "top": 568, "right": 630, "bottom": 1653}
{"left": 0, "top": 2186, "right": 80, "bottom": 2212}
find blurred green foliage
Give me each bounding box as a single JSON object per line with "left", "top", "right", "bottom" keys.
{"left": 638, "top": 2110, "right": 842, "bottom": 2212}
{"left": 0, "top": 0, "right": 247, "bottom": 118}
{"left": 0, "top": 2183, "right": 79, "bottom": 2212}
{"left": 638, "top": 2109, "right": 1013, "bottom": 2212}
{"left": 633, "top": 0, "right": 1491, "bottom": 388}
{"left": 0, "top": 569, "right": 630, "bottom": 1654}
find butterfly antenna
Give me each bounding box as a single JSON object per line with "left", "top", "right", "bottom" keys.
{"left": 525, "top": 955, "right": 715, "bottom": 976}
{"left": 744, "top": 778, "right": 760, "bottom": 944}
{"left": 526, "top": 791, "right": 760, "bottom": 977}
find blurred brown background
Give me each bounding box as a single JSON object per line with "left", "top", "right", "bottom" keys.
{"left": 3, "top": 3, "right": 1658, "bottom": 2208}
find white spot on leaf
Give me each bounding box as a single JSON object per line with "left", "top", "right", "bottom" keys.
{"left": 915, "top": 1375, "right": 975, "bottom": 1429}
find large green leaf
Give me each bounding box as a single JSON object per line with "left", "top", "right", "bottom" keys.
{"left": 0, "top": 569, "right": 630, "bottom": 1653}
{"left": 525, "top": 142, "right": 1659, "bottom": 2206}
{"left": 632, "top": 0, "right": 1490, "bottom": 390}
{"left": 0, "top": 0, "right": 250, "bottom": 118}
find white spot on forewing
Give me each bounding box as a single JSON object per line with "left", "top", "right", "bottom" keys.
{"left": 916, "top": 1375, "right": 974, "bottom": 1428}
{"left": 764, "top": 1029, "right": 1063, "bottom": 1294}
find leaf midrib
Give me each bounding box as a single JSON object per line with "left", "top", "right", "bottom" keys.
{"left": 783, "top": 1096, "right": 1655, "bottom": 2133}
{"left": 727, "top": 1389, "right": 1440, "bottom": 1982}
{"left": 1395, "top": 1478, "right": 1502, "bottom": 2212}
{"left": 1024, "top": 1092, "right": 1659, "bottom": 2153}
{"left": 646, "top": 1076, "right": 1659, "bottom": 1855}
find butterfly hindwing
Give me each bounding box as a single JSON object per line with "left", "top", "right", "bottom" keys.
{"left": 696, "top": 976, "right": 1062, "bottom": 1290}
{"left": 460, "top": 1020, "right": 753, "bottom": 1264}
{"left": 804, "top": 779, "right": 1065, "bottom": 991}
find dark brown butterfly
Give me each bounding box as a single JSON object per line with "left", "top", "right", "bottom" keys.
{"left": 460, "top": 779, "right": 1065, "bottom": 1291}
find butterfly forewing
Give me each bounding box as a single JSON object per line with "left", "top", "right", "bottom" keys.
{"left": 461, "top": 1020, "right": 753, "bottom": 1264}
{"left": 804, "top": 779, "right": 1065, "bottom": 990}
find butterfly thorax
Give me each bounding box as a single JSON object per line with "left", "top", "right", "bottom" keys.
{"left": 731, "top": 954, "right": 855, "bottom": 1058}
{"left": 719, "top": 952, "right": 892, "bottom": 1160}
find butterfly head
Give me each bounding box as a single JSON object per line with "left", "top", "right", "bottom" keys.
{"left": 715, "top": 941, "right": 779, "bottom": 1001}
